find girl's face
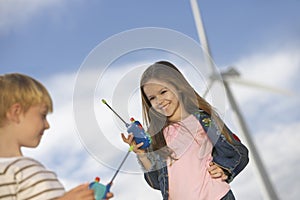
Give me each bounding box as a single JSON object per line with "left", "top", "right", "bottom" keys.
{"left": 143, "top": 79, "right": 188, "bottom": 122}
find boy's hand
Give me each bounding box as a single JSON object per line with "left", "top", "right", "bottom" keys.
{"left": 105, "top": 192, "right": 114, "bottom": 199}
{"left": 58, "top": 183, "right": 114, "bottom": 200}
{"left": 208, "top": 162, "right": 228, "bottom": 181}
{"left": 57, "top": 183, "right": 94, "bottom": 200}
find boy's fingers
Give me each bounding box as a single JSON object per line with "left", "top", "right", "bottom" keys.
{"left": 71, "top": 183, "right": 89, "bottom": 192}
{"left": 106, "top": 192, "right": 114, "bottom": 198}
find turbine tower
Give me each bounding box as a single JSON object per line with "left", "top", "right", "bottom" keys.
{"left": 189, "top": 1, "right": 279, "bottom": 199}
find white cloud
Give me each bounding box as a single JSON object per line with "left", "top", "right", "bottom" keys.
{"left": 221, "top": 44, "right": 300, "bottom": 199}
{"left": 22, "top": 43, "right": 300, "bottom": 199}
{"left": 230, "top": 122, "right": 300, "bottom": 200}
{"left": 23, "top": 65, "right": 161, "bottom": 199}
{"left": 229, "top": 46, "right": 300, "bottom": 103}
{"left": 0, "top": 0, "right": 62, "bottom": 35}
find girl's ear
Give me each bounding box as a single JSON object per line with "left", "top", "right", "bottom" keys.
{"left": 6, "top": 103, "right": 23, "bottom": 123}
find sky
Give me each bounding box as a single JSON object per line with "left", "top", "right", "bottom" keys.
{"left": 1, "top": 0, "right": 300, "bottom": 199}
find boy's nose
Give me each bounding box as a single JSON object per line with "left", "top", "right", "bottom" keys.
{"left": 44, "top": 120, "right": 50, "bottom": 129}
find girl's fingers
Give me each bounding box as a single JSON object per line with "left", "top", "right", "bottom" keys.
{"left": 208, "top": 162, "right": 228, "bottom": 181}
{"left": 136, "top": 142, "right": 144, "bottom": 148}
{"left": 221, "top": 174, "right": 228, "bottom": 181}
{"left": 121, "top": 133, "right": 133, "bottom": 144}
{"left": 128, "top": 134, "right": 134, "bottom": 143}
{"left": 133, "top": 142, "right": 144, "bottom": 153}
{"left": 208, "top": 163, "right": 218, "bottom": 172}
{"left": 121, "top": 133, "right": 146, "bottom": 154}
{"left": 121, "top": 133, "right": 127, "bottom": 143}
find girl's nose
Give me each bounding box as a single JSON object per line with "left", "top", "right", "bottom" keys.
{"left": 156, "top": 95, "right": 164, "bottom": 105}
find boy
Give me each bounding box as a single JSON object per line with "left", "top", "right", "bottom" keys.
{"left": 0, "top": 73, "right": 113, "bottom": 200}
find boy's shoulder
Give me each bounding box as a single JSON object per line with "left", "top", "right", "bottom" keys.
{"left": 0, "top": 156, "right": 44, "bottom": 174}
{"left": 0, "top": 157, "right": 65, "bottom": 199}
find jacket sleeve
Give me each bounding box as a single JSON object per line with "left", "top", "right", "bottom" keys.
{"left": 144, "top": 166, "right": 169, "bottom": 200}
{"left": 137, "top": 151, "right": 163, "bottom": 190}
{"left": 140, "top": 153, "right": 169, "bottom": 200}
{"left": 144, "top": 170, "right": 161, "bottom": 190}
{"left": 223, "top": 125, "right": 249, "bottom": 183}
{"left": 196, "top": 110, "right": 249, "bottom": 183}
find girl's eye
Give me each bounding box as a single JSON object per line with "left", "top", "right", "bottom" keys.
{"left": 161, "top": 90, "right": 167, "bottom": 95}
{"left": 148, "top": 96, "right": 155, "bottom": 101}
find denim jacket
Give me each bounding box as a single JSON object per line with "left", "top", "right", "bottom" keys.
{"left": 141, "top": 110, "right": 249, "bottom": 200}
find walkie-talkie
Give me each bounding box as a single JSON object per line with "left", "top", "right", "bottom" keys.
{"left": 101, "top": 99, "right": 151, "bottom": 149}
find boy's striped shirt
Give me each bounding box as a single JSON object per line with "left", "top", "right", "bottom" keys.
{"left": 0, "top": 157, "right": 65, "bottom": 200}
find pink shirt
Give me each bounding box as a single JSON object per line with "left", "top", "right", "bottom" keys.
{"left": 164, "top": 115, "right": 230, "bottom": 200}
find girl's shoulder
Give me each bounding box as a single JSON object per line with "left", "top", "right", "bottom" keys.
{"left": 193, "top": 109, "right": 210, "bottom": 118}
{"left": 193, "top": 110, "right": 212, "bottom": 126}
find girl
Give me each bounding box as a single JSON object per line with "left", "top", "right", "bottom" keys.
{"left": 122, "top": 61, "right": 249, "bottom": 200}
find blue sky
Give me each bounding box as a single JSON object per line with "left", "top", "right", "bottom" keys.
{"left": 1, "top": 1, "right": 299, "bottom": 76}
{"left": 1, "top": 1, "right": 300, "bottom": 200}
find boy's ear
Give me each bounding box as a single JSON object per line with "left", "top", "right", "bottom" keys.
{"left": 6, "top": 103, "right": 23, "bottom": 123}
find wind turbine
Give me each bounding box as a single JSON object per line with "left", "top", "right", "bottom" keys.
{"left": 189, "top": 1, "right": 279, "bottom": 200}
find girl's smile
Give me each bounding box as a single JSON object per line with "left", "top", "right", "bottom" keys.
{"left": 143, "top": 79, "right": 188, "bottom": 122}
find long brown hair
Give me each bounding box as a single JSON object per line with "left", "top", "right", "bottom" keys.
{"left": 140, "top": 61, "right": 232, "bottom": 158}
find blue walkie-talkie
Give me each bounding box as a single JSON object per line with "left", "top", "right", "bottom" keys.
{"left": 89, "top": 144, "right": 132, "bottom": 200}
{"left": 101, "top": 99, "right": 151, "bottom": 149}
{"left": 88, "top": 99, "right": 152, "bottom": 199}
{"left": 89, "top": 177, "right": 111, "bottom": 200}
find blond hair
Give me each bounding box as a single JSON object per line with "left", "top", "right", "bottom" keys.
{"left": 0, "top": 73, "right": 53, "bottom": 127}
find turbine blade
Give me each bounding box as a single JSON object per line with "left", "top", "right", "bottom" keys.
{"left": 226, "top": 77, "right": 294, "bottom": 96}
{"left": 202, "top": 79, "right": 215, "bottom": 98}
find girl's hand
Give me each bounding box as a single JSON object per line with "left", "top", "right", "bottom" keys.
{"left": 121, "top": 133, "right": 152, "bottom": 170}
{"left": 208, "top": 162, "right": 228, "bottom": 181}
{"left": 121, "top": 133, "right": 146, "bottom": 156}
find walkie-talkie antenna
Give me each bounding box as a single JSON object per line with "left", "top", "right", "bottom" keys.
{"left": 108, "top": 146, "right": 133, "bottom": 185}
{"left": 101, "top": 99, "right": 129, "bottom": 126}
{"left": 89, "top": 99, "right": 151, "bottom": 199}
{"left": 102, "top": 98, "right": 151, "bottom": 149}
